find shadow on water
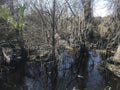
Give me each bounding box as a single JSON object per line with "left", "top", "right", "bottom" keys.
{"left": 0, "top": 51, "right": 120, "bottom": 90}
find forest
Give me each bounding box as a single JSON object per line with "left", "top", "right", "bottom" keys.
{"left": 0, "top": 0, "right": 120, "bottom": 90}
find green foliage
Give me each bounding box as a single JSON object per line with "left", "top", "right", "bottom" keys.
{"left": 12, "top": 7, "right": 24, "bottom": 35}
{"left": 0, "top": 5, "right": 11, "bottom": 21}
{"left": 0, "top": 5, "right": 25, "bottom": 36}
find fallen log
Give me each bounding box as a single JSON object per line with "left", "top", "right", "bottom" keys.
{"left": 106, "top": 63, "right": 120, "bottom": 78}
{"left": 107, "top": 58, "right": 120, "bottom": 66}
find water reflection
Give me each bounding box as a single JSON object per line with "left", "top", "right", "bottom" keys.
{"left": 85, "top": 52, "right": 105, "bottom": 90}
{"left": 0, "top": 51, "right": 120, "bottom": 90}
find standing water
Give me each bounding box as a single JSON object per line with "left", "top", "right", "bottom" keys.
{"left": 85, "top": 51, "right": 105, "bottom": 90}
{"left": 0, "top": 51, "right": 119, "bottom": 90}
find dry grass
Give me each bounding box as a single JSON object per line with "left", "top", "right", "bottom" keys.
{"left": 113, "top": 45, "right": 120, "bottom": 63}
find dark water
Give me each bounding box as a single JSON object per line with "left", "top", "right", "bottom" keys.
{"left": 0, "top": 51, "right": 120, "bottom": 90}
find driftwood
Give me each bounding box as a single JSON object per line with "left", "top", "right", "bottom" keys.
{"left": 1, "top": 47, "right": 11, "bottom": 64}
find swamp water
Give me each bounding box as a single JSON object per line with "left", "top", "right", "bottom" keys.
{"left": 0, "top": 51, "right": 119, "bottom": 90}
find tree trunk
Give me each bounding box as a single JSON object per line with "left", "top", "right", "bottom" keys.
{"left": 52, "top": 0, "right": 56, "bottom": 61}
